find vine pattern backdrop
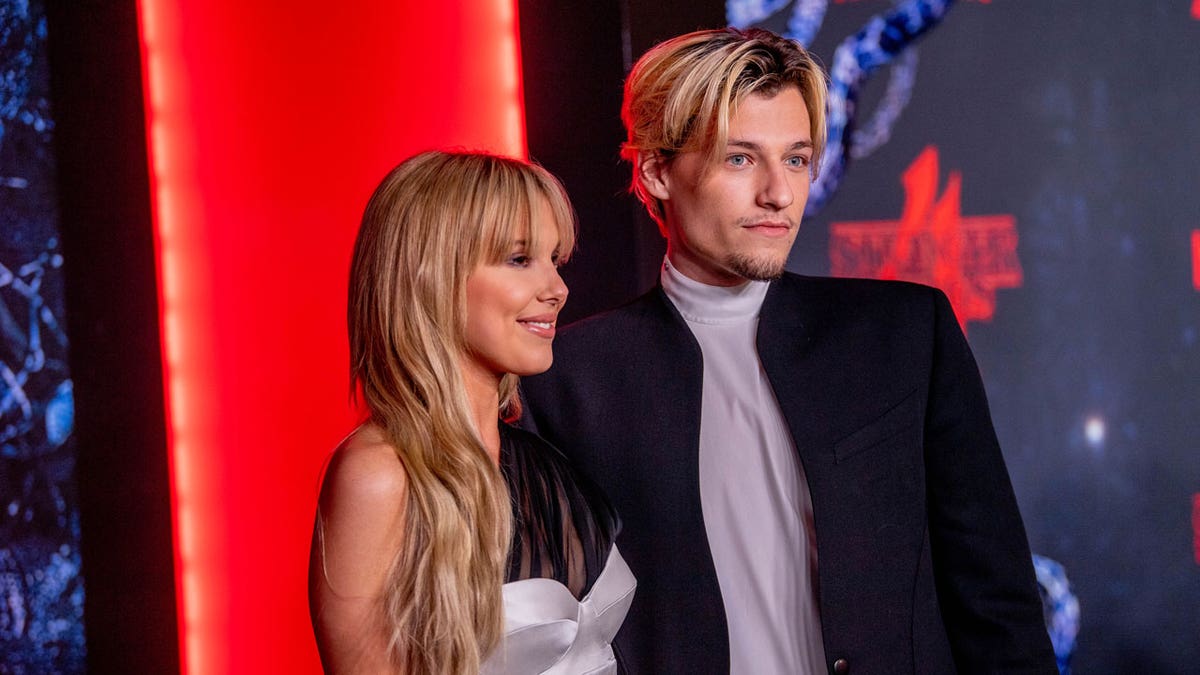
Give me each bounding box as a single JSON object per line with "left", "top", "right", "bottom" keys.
{"left": 0, "top": 0, "right": 85, "bottom": 671}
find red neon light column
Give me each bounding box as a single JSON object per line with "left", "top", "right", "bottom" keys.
{"left": 136, "top": 1, "right": 526, "bottom": 672}
{"left": 1192, "top": 230, "right": 1199, "bottom": 291}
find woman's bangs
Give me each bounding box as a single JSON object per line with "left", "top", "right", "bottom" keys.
{"left": 477, "top": 176, "right": 533, "bottom": 265}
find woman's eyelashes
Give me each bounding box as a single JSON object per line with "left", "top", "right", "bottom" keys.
{"left": 505, "top": 245, "right": 563, "bottom": 268}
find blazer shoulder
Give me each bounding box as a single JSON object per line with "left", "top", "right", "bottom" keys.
{"left": 557, "top": 287, "right": 674, "bottom": 343}
{"left": 781, "top": 271, "right": 939, "bottom": 300}
{"left": 776, "top": 272, "right": 944, "bottom": 319}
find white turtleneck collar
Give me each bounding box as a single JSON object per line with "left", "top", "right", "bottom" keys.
{"left": 660, "top": 256, "right": 770, "bottom": 325}
{"left": 660, "top": 256, "right": 826, "bottom": 672}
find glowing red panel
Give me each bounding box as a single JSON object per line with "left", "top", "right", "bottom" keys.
{"left": 829, "top": 145, "right": 1022, "bottom": 334}
{"left": 1193, "top": 0, "right": 1200, "bottom": 20}
{"left": 136, "top": 1, "right": 526, "bottom": 672}
{"left": 1192, "top": 230, "right": 1199, "bottom": 290}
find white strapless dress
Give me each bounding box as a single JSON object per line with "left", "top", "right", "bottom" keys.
{"left": 481, "top": 546, "right": 636, "bottom": 675}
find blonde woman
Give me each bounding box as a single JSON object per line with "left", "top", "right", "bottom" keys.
{"left": 309, "top": 151, "right": 634, "bottom": 674}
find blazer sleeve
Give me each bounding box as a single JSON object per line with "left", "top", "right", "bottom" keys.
{"left": 923, "top": 289, "right": 1057, "bottom": 673}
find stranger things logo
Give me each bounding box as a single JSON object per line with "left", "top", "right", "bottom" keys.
{"left": 829, "top": 145, "right": 1022, "bottom": 333}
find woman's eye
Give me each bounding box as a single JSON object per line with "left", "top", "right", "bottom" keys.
{"left": 508, "top": 255, "right": 530, "bottom": 267}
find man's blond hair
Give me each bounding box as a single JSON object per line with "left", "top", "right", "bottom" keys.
{"left": 621, "top": 28, "right": 828, "bottom": 230}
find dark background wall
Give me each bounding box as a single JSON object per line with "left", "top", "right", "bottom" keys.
{"left": 519, "top": 0, "right": 727, "bottom": 322}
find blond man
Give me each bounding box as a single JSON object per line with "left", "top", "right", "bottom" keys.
{"left": 524, "top": 28, "right": 1055, "bottom": 674}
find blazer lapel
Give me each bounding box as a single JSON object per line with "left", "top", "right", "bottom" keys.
{"left": 756, "top": 274, "right": 831, "bottom": 463}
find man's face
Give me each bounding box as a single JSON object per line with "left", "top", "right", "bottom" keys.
{"left": 642, "top": 86, "right": 813, "bottom": 286}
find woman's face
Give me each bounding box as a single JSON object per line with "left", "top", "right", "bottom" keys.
{"left": 462, "top": 201, "right": 568, "bottom": 382}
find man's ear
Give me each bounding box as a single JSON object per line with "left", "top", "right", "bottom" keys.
{"left": 637, "top": 150, "right": 671, "bottom": 201}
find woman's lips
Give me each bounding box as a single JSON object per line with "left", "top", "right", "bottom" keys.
{"left": 517, "top": 316, "right": 557, "bottom": 338}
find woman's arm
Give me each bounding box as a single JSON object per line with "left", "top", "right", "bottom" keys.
{"left": 309, "top": 424, "right": 408, "bottom": 673}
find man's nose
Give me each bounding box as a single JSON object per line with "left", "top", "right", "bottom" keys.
{"left": 757, "top": 163, "right": 795, "bottom": 210}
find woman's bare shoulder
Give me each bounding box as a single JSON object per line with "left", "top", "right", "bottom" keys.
{"left": 315, "top": 423, "right": 409, "bottom": 585}
{"left": 322, "top": 423, "right": 408, "bottom": 507}
{"left": 311, "top": 424, "right": 409, "bottom": 669}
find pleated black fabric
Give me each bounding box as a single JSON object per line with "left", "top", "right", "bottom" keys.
{"left": 499, "top": 422, "right": 618, "bottom": 599}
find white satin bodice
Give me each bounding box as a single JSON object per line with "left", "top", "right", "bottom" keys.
{"left": 482, "top": 546, "right": 635, "bottom": 675}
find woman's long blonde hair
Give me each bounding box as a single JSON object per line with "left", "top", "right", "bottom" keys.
{"left": 347, "top": 150, "right": 576, "bottom": 673}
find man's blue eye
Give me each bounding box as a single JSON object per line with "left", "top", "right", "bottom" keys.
{"left": 728, "top": 154, "right": 748, "bottom": 166}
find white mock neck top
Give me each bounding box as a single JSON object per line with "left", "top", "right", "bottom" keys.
{"left": 661, "top": 258, "right": 826, "bottom": 675}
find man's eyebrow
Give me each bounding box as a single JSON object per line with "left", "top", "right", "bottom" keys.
{"left": 726, "top": 139, "right": 814, "bottom": 152}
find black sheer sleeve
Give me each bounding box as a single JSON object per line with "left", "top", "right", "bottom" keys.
{"left": 498, "top": 423, "right": 618, "bottom": 599}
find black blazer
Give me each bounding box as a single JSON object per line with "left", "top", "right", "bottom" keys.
{"left": 521, "top": 273, "right": 1056, "bottom": 674}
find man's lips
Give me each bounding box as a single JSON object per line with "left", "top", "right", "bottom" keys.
{"left": 742, "top": 220, "right": 793, "bottom": 238}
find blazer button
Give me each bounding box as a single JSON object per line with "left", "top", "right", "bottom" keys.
{"left": 833, "top": 658, "right": 849, "bottom": 674}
